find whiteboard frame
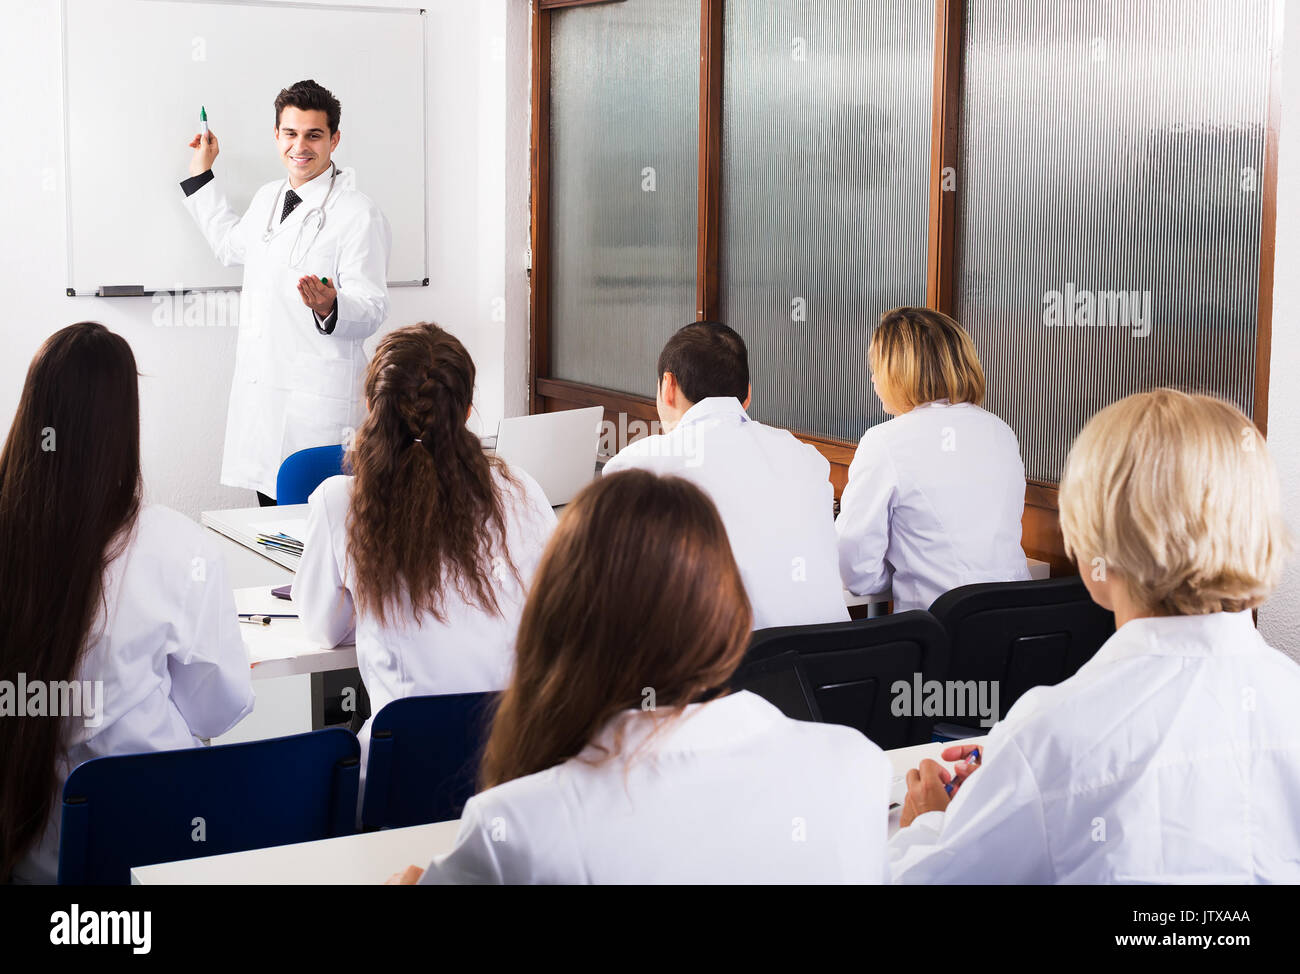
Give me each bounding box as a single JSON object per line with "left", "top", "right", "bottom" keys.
{"left": 60, "top": 0, "right": 431, "bottom": 296}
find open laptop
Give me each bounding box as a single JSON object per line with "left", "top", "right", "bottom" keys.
{"left": 494, "top": 406, "right": 604, "bottom": 507}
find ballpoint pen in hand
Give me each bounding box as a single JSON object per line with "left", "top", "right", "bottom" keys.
{"left": 945, "top": 746, "right": 980, "bottom": 796}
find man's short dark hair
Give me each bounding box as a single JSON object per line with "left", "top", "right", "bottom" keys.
{"left": 657, "top": 321, "right": 749, "bottom": 405}
{"left": 275, "top": 80, "right": 341, "bottom": 134}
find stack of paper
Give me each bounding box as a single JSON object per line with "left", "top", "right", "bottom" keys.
{"left": 254, "top": 519, "right": 307, "bottom": 557}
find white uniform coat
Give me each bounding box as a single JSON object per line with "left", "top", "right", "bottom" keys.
{"left": 890, "top": 612, "right": 1300, "bottom": 883}
{"left": 292, "top": 468, "right": 557, "bottom": 761}
{"left": 837, "top": 401, "right": 1030, "bottom": 611}
{"left": 182, "top": 164, "right": 392, "bottom": 497}
{"left": 419, "top": 691, "right": 891, "bottom": 884}
{"left": 12, "top": 507, "right": 255, "bottom": 884}
{"left": 602, "top": 397, "right": 850, "bottom": 630}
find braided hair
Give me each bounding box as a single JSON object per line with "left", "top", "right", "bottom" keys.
{"left": 346, "top": 322, "right": 520, "bottom": 625}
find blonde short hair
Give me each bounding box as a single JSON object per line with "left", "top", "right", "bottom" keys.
{"left": 868, "top": 307, "right": 985, "bottom": 413}
{"left": 1059, "top": 389, "right": 1289, "bottom": 615}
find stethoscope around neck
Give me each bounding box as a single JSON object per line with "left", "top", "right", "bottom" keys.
{"left": 263, "top": 164, "right": 338, "bottom": 267}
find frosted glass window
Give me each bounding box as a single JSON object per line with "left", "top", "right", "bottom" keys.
{"left": 549, "top": 0, "right": 700, "bottom": 397}
{"left": 719, "top": 0, "right": 935, "bottom": 442}
{"left": 956, "top": 0, "right": 1272, "bottom": 481}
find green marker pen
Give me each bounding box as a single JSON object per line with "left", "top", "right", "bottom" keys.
{"left": 200, "top": 105, "right": 208, "bottom": 137}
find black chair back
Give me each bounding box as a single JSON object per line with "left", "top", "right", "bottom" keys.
{"left": 929, "top": 576, "right": 1116, "bottom": 722}
{"left": 733, "top": 611, "right": 950, "bottom": 748}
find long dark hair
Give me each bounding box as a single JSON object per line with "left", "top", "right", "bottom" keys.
{"left": 479, "top": 470, "right": 753, "bottom": 789}
{"left": 0, "top": 322, "right": 142, "bottom": 880}
{"left": 346, "top": 322, "right": 518, "bottom": 625}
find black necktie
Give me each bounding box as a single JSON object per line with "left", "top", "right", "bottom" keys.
{"left": 280, "top": 189, "right": 302, "bottom": 224}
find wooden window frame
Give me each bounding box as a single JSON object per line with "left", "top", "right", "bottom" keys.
{"left": 527, "top": 0, "right": 1282, "bottom": 576}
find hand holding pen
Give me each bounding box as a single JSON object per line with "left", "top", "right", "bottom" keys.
{"left": 899, "top": 744, "right": 983, "bottom": 827}
{"left": 942, "top": 744, "right": 981, "bottom": 796}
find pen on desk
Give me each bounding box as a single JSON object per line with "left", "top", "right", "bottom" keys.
{"left": 238, "top": 612, "right": 297, "bottom": 622}
{"left": 945, "top": 747, "right": 980, "bottom": 796}
{"left": 240, "top": 615, "right": 271, "bottom": 626}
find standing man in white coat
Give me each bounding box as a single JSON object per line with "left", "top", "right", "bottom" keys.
{"left": 180, "top": 80, "right": 392, "bottom": 505}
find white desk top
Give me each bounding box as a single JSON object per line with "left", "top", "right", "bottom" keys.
{"left": 202, "top": 504, "right": 310, "bottom": 573}
{"left": 200, "top": 507, "right": 354, "bottom": 680}
{"left": 131, "top": 820, "right": 462, "bottom": 885}
{"left": 235, "top": 586, "right": 357, "bottom": 681}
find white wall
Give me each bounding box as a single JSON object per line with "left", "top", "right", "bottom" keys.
{"left": 1259, "top": 4, "right": 1300, "bottom": 661}
{"left": 504, "top": 0, "right": 534, "bottom": 418}
{"left": 0, "top": 0, "right": 527, "bottom": 520}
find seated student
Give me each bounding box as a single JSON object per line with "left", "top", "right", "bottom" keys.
{"left": 601, "top": 322, "right": 848, "bottom": 630}
{"left": 890, "top": 389, "right": 1300, "bottom": 883}
{"left": 293, "top": 322, "right": 556, "bottom": 763}
{"left": 837, "top": 307, "right": 1030, "bottom": 611}
{"left": 389, "top": 470, "right": 889, "bottom": 884}
{"left": 1, "top": 323, "right": 254, "bottom": 884}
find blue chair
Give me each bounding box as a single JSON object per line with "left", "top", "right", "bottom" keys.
{"left": 58, "top": 728, "right": 360, "bottom": 885}
{"left": 275, "top": 444, "right": 346, "bottom": 505}
{"left": 361, "top": 692, "right": 497, "bottom": 831}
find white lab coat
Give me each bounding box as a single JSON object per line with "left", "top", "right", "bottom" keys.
{"left": 183, "top": 164, "right": 392, "bottom": 498}
{"left": 419, "top": 690, "right": 890, "bottom": 884}
{"left": 292, "top": 467, "right": 557, "bottom": 763}
{"left": 11, "top": 506, "right": 255, "bottom": 884}
{"left": 602, "top": 398, "right": 849, "bottom": 630}
{"left": 837, "top": 401, "right": 1030, "bottom": 612}
{"left": 890, "top": 611, "right": 1300, "bottom": 883}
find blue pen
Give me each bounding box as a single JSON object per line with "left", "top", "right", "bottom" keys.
{"left": 945, "top": 747, "right": 980, "bottom": 796}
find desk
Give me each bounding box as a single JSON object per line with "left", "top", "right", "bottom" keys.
{"left": 210, "top": 529, "right": 293, "bottom": 589}
{"left": 200, "top": 506, "right": 356, "bottom": 682}
{"left": 202, "top": 504, "right": 308, "bottom": 574}
{"left": 130, "top": 820, "right": 462, "bottom": 885}
{"left": 201, "top": 511, "right": 349, "bottom": 746}
{"left": 235, "top": 587, "right": 357, "bottom": 681}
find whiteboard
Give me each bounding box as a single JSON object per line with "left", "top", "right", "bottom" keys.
{"left": 62, "top": 0, "right": 427, "bottom": 295}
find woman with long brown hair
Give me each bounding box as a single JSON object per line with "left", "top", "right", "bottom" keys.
{"left": 1, "top": 322, "right": 253, "bottom": 883}
{"left": 400, "top": 469, "right": 890, "bottom": 884}
{"left": 293, "top": 322, "right": 556, "bottom": 764}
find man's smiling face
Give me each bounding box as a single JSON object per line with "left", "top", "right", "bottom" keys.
{"left": 275, "top": 106, "right": 340, "bottom": 188}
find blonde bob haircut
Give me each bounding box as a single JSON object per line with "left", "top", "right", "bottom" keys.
{"left": 1059, "top": 388, "right": 1289, "bottom": 616}
{"left": 868, "top": 307, "right": 986, "bottom": 413}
